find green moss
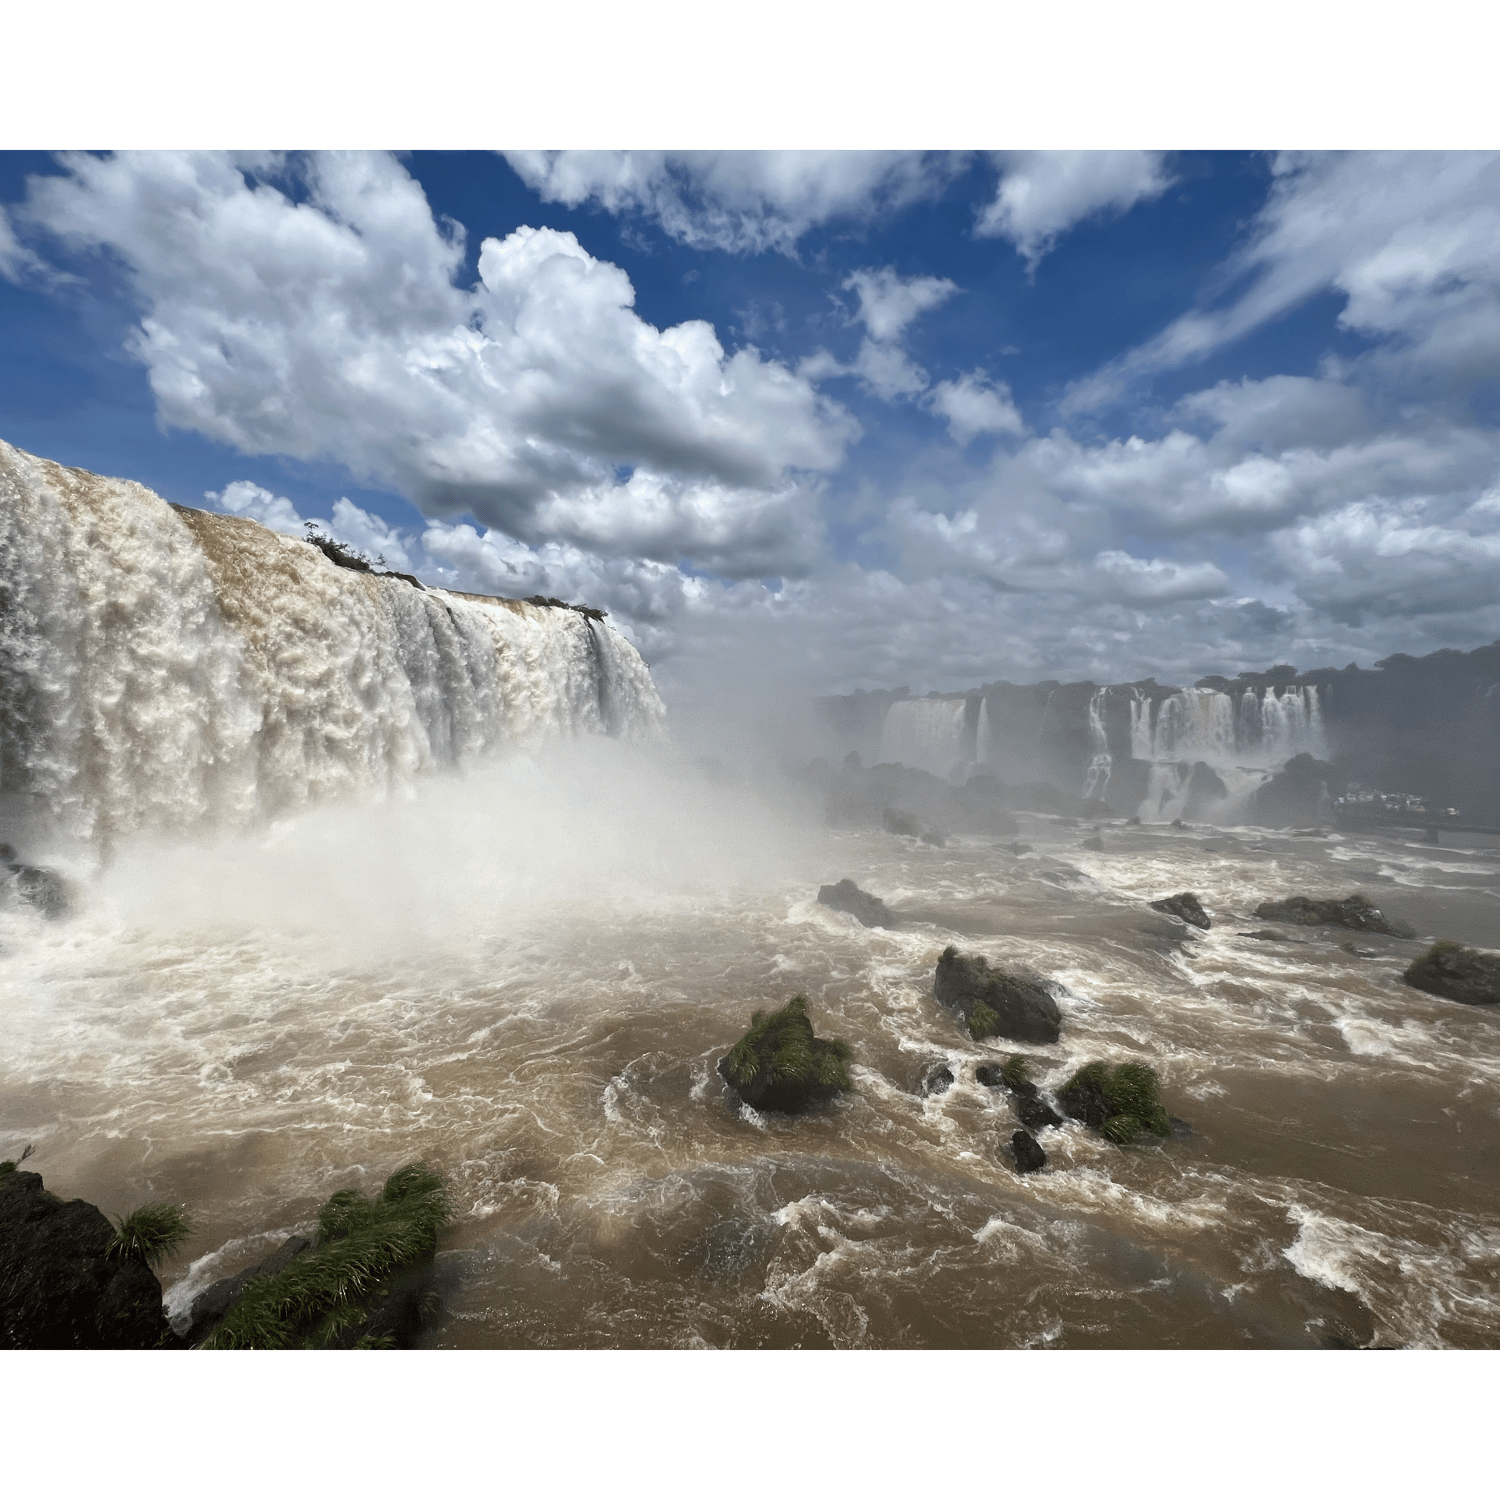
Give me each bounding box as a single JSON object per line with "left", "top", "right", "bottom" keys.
{"left": 1061, "top": 1061, "right": 1172, "bottom": 1144}
{"left": 968, "top": 1000, "right": 1000, "bottom": 1040}
{"left": 202, "top": 1161, "right": 453, "bottom": 1350}
{"left": 1000, "top": 1054, "right": 1031, "bottom": 1090}
{"left": 106, "top": 1202, "right": 194, "bottom": 1269}
{"left": 721, "top": 995, "right": 852, "bottom": 1111}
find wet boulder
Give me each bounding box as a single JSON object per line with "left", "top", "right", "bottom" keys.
{"left": 921, "top": 1063, "right": 955, "bottom": 1097}
{"left": 1010, "top": 1130, "right": 1046, "bottom": 1174}
{"left": 4, "top": 863, "right": 72, "bottom": 919}
{"left": 718, "top": 995, "right": 853, "bottom": 1114}
{"left": 1402, "top": 942, "right": 1500, "bottom": 1006}
{"left": 882, "top": 807, "right": 923, "bottom": 838}
{"left": 817, "top": 878, "right": 896, "bottom": 929}
{"left": 1253, "top": 893, "right": 1415, "bottom": 938}
{"left": 1017, "top": 1093, "right": 1064, "bottom": 1131}
{"left": 1056, "top": 1061, "right": 1176, "bottom": 1145}
{"left": 0, "top": 1169, "right": 178, "bottom": 1348}
{"left": 934, "top": 947, "right": 1062, "bottom": 1045}
{"left": 1150, "top": 892, "right": 1211, "bottom": 930}
{"left": 1081, "top": 835, "right": 1104, "bottom": 851}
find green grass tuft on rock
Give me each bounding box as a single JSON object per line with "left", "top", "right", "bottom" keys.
{"left": 968, "top": 1000, "right": 1000, "bottom": 1040}
{"left": 1000, "top": 1054, "right": 1031, "bottom": 1090}
{"left": 720, "top": 995, "right": 852, "bottom": 1113}
{"left": 1059, "top": 1060, "right": 1173, "bottom": 1144}
{"left": 202, "top": 1162, "right": 453, "bottom": 1350}
{"left": 106, "top": 1202, "right": 194, "bottom": 1269}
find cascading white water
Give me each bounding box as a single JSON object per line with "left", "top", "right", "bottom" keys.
{"left": 1083, "top": 689, "right": 1112, "bottom": 800}
{"left": 1139, "top": 685, "right": 1326, "bottom": 767}
{"left": 0, "top": 440, "right": 666, "bottom": 851}
{"left": 1126, "top": 684, "right": 1329, "bottom": 820}
{"left": 878, "top": 697, "right": 968, "bottom": 778}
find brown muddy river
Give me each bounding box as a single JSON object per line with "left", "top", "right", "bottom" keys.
{"left": 2, "top": 745, "right": 1497, "bottom": 1348}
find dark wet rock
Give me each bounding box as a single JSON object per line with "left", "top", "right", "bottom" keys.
{"left": 1150, "top": 891, "right": 1211, "bottom": 930}
{"left": 4, "top": 863, "right": 72, "bottom": 919}
{"left": 1402, "top": 941, "right": 1500, "bottom": 1006}
{"left": 934, "top": 946, "right": 1062, "bottom": 1044}
{"left": 1339, "top": 942, "right": 1381, "bottom": 958}
{"left": 975, "top": 1063, "right": 1005, "bottom": 1088}
{"left": 1081, "top": 835, "right": 1104, "bottom": 851}
{"left": 1241, "top": 929, "right": 1305, "bottom": 943}
{"left": 1252, "top": 753, "right": 1343, "bottom": 829}
{"left": 0, "top": 1169, "right": 178, "bottom": 1349}
{"left": 1125, "top": 816, "right": 1141, "bottom": 826}
{"left": 1254, "top": 893, "right": 1415, "bottom": 938}
{"left": 718, "top": 995, "right": 852, "bottom": 1114}
{"left": 184, "top": 1233, "right": 313, "bottom": 1347}
{"left": 1017, "top": 1093, "right": 1064, "bottom": 1131}
{"left": 919, "top": 829, "right": 948, "bottom": 847}
{"left": 882, "top": 807, "right": 923, "bottom": 837}
{"left": 1056, "top": 1061, "right": 1177, "bottom": 1145}
{"left": 1010, "top": 1130, "right": 1046, "bottom": 1174}
{"left": 816, "top": 878, "right": 896, "bottom": 929}
{"left": 921, "top": 1064, "right": 955, "bottom": 1096}
{"left": 1168, "top": 1116, "right": 1193, "bottom": 1138}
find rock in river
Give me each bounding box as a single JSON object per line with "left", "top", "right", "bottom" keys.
{"left": 1402, "top": 942, "right": 1500, "bottom": 1006}
{"left": 934, "top": 947, "right": 1062, "bottom": 1044}
{"left": 1253, "top": 893, "right": 1414, "bottom": 937}
{"left": 817, "top": 878, "right": 896, "bottom": 928}
{"left": 1150, "top": 892, "right": 1211, "bottom": 929}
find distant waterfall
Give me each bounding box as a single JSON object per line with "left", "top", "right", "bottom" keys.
{"left": 878, "top": 698, "right": 969, "bottom": 777}
{"left": 1083, "top": 688, "right": 1112, "bottom": 800}
{"left": 1126, "top": 684, "right": 1327, "bottom": 821}
{"left": 0, "top": 440, "right": 666, "bottom": 849}
{"left": 1130, "top": 685, "right": 1327, "bottom": 766}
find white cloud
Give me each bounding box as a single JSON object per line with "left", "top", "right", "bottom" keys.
{"left": 803, "top": 267, "right": 961, "bottom": 403}
{"left": 1270, "top": 498, "right": 1500, "bottom": 622}
{"left": 1063, "top": 151, "right": 1500, "bottom": 413}
{"left": 925, "top": 371, "right": 1025, "bottom": 444}
{"left": 206, "top": 479, "right": 306, "bottom": 536}
{"left": 502, "top": 151, "right": 958, "bottom": 256}
{"left": 15, "top": 151, "right": 856, "bottom": 577}
{"left": 975, "top": 151, "right": 1174, "bottom": 267}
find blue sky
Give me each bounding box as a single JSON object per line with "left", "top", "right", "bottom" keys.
{"left": 4, "top": 149, "right": 1499, "bottom": 705}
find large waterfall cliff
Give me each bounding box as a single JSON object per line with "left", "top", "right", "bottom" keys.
{"left": 0, "top": 440, "right": 666, "bottom": 849}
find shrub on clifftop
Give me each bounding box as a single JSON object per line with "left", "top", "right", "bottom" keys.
{"left": 718, "top": 995, "right": 852, "bottom": 1114}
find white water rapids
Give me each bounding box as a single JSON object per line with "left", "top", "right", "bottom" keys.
{"left": 3, "top": 441, "right": 1498, "bottom": 1348}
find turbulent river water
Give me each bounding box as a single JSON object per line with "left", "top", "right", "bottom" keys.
{"left": 2, "top": 756, "right": 1496, "bottom": 1349}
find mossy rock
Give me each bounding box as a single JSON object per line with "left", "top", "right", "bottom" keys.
{"left": 1253, "top": 893, "right": 1414, "bottom": 937}
{"left": 717, "top": 995, "right": 852, "bottom": 1114}
{"left": 1402, "top": 941, "right": 1500, "bottom": 1005}
{"left": 934, "top": 947, "right": 1061, "bottom": 1044}
{"left": 201, "top": 1162, "right": 453, "bottom": 1349}
{"left": 1056, "top": 1060, "right": 1173, "bottom": 1143}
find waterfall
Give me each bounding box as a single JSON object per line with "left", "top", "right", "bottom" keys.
{"left": 0, "top": 440, "right": 666, "bottom": 850}
{"left": 1127, "top": 683, "right": 1328, "bottom": 821}
{"left": 1083, "top": 688, "right": 1112, "bottom": 799}
{"left": 878, "top": 698, "right": 969, "bottom": 778}
{"left": 975, "top": 697, "right": 993, "bottom": 764}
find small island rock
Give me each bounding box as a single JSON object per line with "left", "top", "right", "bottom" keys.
{"left": 1402, "top": 941, "right": 1500, "bottom": 1006}
{"left": 1150, "top": 892, "right": 1210, "bottom": 929}
{"left": 817, "top": 878, "right": 896, "bottom": 929}
{"left": 1010, "top": 1131, "right": 1046, "bottom": 1174}
{"left": 1253, "top": 893, "right": 1414, "bottom": 937}
{"left": 935, "top": 947, "right": 1062, "bottom": 1044}
{"left": 718, "top": 995, "right": 853, "bottom": 1114}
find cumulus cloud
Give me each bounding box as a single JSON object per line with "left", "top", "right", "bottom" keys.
{"left": 925, "top": 371, "right": 1025, "bottom": 444}
{"left": 502, "top": 151, "right": 959, "bottom": 256}
{"left": 1063, "top": 151, "right": 1500, "bottom": 413}
{"left": 13, "top": 151, "right": 855, "bottom": 577}
{"left": 975, "top": 151, "right": 1174, "bottom": 267}
{"left": 798, "top": 267, "right": 961, "bottom": 402}
{"left": 1270, "top": 497, "right": 1500, "bottom": 623}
